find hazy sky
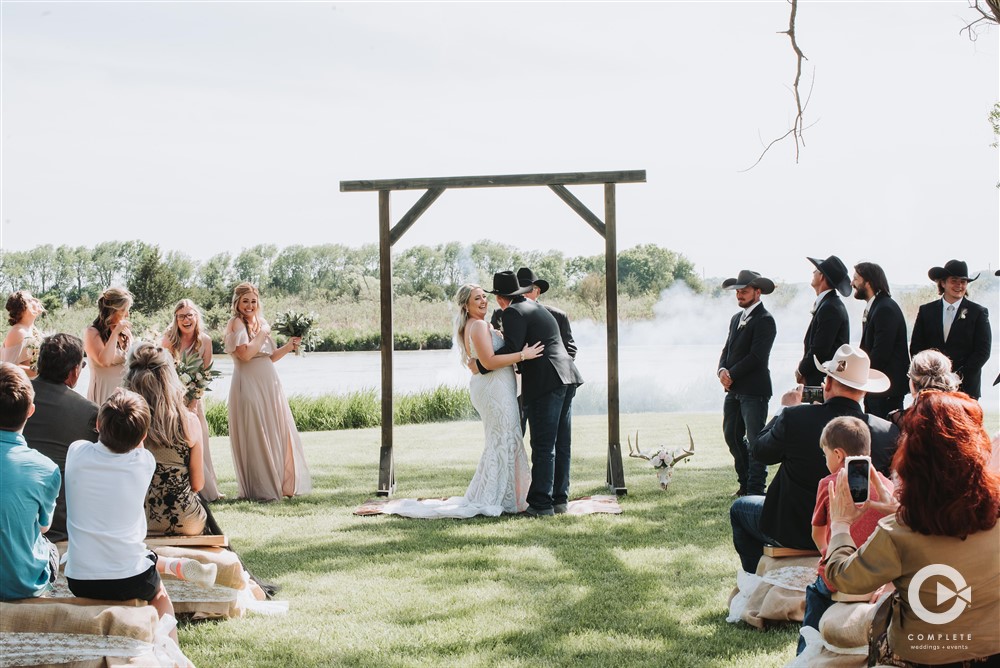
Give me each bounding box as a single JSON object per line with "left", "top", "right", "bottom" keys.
{"left": 1, "top": 1, "right": 997, "bottom": 286}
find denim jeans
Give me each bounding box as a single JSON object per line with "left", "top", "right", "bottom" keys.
{"left": 797, "top": 575, "right": 834, "bottom": 655}
{"left": 722, "top": 393, "right": 769, "bottom": 495}
{"left": 525, "top": 384, "right": 577, "bottom": 510}
{"left": 729, "top": 494, "right": 779, "bottom": 574}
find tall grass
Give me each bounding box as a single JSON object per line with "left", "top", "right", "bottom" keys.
{"left": 204, "top": 385, "right": 477, "bottom": 436}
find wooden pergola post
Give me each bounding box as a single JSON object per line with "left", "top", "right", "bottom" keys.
{"left": 341, "top": 171, "right": 645, "bottom": 496}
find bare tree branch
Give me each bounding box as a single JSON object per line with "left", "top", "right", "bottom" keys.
{"left": 961, "top": 0, "right": 999, "bottom": 40}
{"left": 742, "top": 0, "right": 812, "bottom": 170}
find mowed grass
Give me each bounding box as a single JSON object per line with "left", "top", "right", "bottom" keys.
{"left": 182, "top": 411, "right": 999, "bottom": 668}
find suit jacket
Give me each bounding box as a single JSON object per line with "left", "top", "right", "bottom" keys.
{"left": 718, "top": 303, "right": 776, "bottom": 397}
{"left": 860, "top": 293, "right": 910, "bottom": 397}
{"left": 492, "top": 303, "right": 577, "bottom": 359}
{"left": 495, "top": 296, "right": 584, "bottom": 402}
{"left": 22, "top": 378, "right": 99, "bottom": 543}
{"left": 751, "top": 396, "right": 899, "bottom": 550}
{"left": 798, "top": 291, "right": 850, "bottom": 387}
{"left": 909, "top": 298, "right": 992, "bottom": 398}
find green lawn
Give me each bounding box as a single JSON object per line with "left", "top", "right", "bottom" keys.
{"left": 181, "top": 411, "right": 998, "bottom": 668}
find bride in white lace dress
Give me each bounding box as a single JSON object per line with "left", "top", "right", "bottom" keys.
{"left": 382, "top": 284, "right": 542, "bottom": 519}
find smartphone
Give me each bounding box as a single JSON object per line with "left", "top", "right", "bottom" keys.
{"left": 845, "top": 456, "right": 871, "bottom": 504}
{"left": 801, "top": 386, "right": 824, "bottom": 404}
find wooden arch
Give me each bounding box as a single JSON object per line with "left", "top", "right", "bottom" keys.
{"left": 340, "top": 170, "right": 647, "bottom": 497}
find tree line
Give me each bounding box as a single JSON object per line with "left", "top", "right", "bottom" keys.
{"left": 0, "top": 240, "right": 703, "bottom": 315}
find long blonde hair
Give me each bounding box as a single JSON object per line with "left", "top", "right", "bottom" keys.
{"left": 454, "top": 283, "right": 480, "bottom": 366}
{"left": 123, "top": 342, "right": 187, "bottom": 454}
{"left": 231, "top": 282, "right": 261, "bottom": 335}
{"left": 163, "top": 299, "right": 205, "bottom": 357}
{"left": 92, "top": 287, "right": 133, "bottom": 345}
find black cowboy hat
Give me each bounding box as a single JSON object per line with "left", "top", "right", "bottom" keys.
{"left": 721, "top": 270, "right": 775, "bottom": 295}
{"left": 487, "top": 271, "right": 532, "bottom": 297}
{"left": 807, "top": 255, "right": 851, "bottom": 297}
{"left": 928, "top": 259, "right": 979, "bottom": 282}
{"left": 516, "top": 267, "right": 549, "bottom": 294}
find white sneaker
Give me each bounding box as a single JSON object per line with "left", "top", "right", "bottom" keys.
{"left": 181, "top": 560, "right": 218, "bottom": 588}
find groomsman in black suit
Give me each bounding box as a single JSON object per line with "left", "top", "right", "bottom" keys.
{"left": 21, "top": 334, "right": 98, "bottom": 542}
{"left": 796, "top": 256, "right": 850, "bottom": 387}
{"left": 479, "top": 271, "right": 584, "bottom": 517}
{"left": 910, "top": 260, "right": 992, "bottom": 399}
{"left": 717, "top": 270, "right": 777, "bottom": 497}
{"left": 851, "top": 262, "right": 910, "bottom": 419}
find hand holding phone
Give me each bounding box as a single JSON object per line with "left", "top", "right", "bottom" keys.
{"left": 845, "top": 456, "right": 871, "bottom": 505}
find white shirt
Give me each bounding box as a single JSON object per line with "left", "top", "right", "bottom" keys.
{"left": 742, "top": 300, "right": 762, "bottom": 321}
{"left": 64, "top": 440, "right": 156, "bottom": 580}
{"left": 812, "top": 289, "right": 833, "bottom": 313}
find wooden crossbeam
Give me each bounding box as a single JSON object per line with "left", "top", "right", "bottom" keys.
{"left": 389, "top": 187, "right": 444, "bottom": 246}
{"left": 341, "top": 170, "right": 645, "bottom": 192}
{"left": 548, "top": 185, "right": 605, "bottom": 237}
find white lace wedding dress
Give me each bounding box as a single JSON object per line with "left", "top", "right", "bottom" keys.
{"left": 382, "top": 328, "right": 530, "bottom": 518}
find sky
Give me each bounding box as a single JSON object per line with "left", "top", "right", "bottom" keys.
{"left": 0, "top": 1, "right": 998, "bottom": 287}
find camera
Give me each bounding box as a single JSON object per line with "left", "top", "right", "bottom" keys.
{"left": 801, "top": 386, "right": 824, "bottom": 404}
{"left": 845, "top": 456, "right": 871, "bottom": 504}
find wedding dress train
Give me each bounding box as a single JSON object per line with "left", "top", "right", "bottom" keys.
{"left": 382, "top": 329, "right": 530, "bottom": 518}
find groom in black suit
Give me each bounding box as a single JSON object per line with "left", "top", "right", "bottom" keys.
{"left": 718, "top": 270, "right": 777, "bottom": 497}
{"left": 796, "top": 256, "right": 850, "bottom": 387}
{"left": 479, "top": 271, "right": 584, "bottom": 516}
{"left": 909, "top": 259, "right": 992, "bottom": 399}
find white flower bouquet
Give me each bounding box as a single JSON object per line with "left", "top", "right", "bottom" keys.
{"left": 273, "top": 310, "right": 319, "bottom": 356}
{"left": 175, "top": 348, "right": 222, "bottom": 404}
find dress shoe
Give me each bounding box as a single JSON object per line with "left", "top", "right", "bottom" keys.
{"left": 553, "top": 503, "right": 568, "bottom": 515}
{"left": 523, "top": 506, "right": 555, "bottom": 517}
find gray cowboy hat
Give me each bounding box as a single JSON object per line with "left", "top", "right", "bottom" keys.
{"left": 487, "top": 271, "right": 532, "bottom": 297}
{"left": 721, "top": 270, "right": 775, "bottom": 295}
{"left": 814, "top": 344, "right": 891, "bottom": 393}
{"left": 807, "top": 255, "right": 851, "bottom": 297}
{"left": 928, "top": 259, "right": 979, "bottom": 282}
{"left": 516, "top": 267, "right": 549, "bottom": 294}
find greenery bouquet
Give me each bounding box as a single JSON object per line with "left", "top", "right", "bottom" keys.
{"left": 273, "top": 310, "right": 319, "bottom": 356}
{"left": 175, "top": 348, "right": 223, "bottom": 404}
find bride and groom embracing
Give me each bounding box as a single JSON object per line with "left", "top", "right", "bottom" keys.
{"left": 382, "top": 270, "right": 584, "bottom": 519}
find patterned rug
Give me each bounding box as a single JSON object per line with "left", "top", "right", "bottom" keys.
{"left": 353, "top": 494, "right": 622, "bottom": 516}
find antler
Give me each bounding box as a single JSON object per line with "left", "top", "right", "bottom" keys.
{"left": 668, "top": 425, "right": 696, "bottom": 466}
{"left": 627, "top": 432, "right": 651, "bottom": 460}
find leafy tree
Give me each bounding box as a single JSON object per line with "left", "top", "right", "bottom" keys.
{"left": 164, "top": 251, "right": 197, "bottom": 288}
{"left": 91, "top": 241, "right": 124, "bottom": 289}
{"left": 234, "top": 244, "right": 277, "bottom": 287}
{"left": 24, "top": 245, "right": 58, "bottom": 294}
{"left": 129, "top": 248, "right": 182, "bottom": 315}
{"left": 118, "top": 241, "right": 153, "bottom": 287}
{"left": 0, "top": 251, "right": 28, "bottom": 294}
{"left": 395, "top": 245, "right": 448, "bottom": 301}
{"left": 268, "top": 246, "right": 312, "bottom": 295}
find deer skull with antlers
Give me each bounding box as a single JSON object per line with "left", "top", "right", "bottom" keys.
{"left": 627, "top": 426, "right": 695, "bottom": 490}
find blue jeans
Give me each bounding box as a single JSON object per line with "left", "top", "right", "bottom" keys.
{"left": 525, "top": 384, "right": 576, "bottom": 510}
{"left": 797, "top": 575, "right": 834, "bottom": 655}
{"left": 722, "top": 393, "right": 769, "bottom": 495}
{"left": 730, "top": 494, "right": 779, "bottom": 574}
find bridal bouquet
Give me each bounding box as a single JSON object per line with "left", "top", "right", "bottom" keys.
{"left": 23, "top": 335, "right": 41, "bottom": 373}
{"left": 273, "top": 310, "right": 318, "bottom": 356}
{"left": 175, "top": 348, "right": 222, "bottom": 404}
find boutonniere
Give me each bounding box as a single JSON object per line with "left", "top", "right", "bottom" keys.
{"left": 738, "top": 316, "right": 751, "bottom": 329}
{"left": 959, "top": 308, "right": 968, "bottom": 320}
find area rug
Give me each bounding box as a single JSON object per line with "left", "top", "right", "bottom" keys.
{"left": 353, "top": 494, "right": 622, "bottom": 516}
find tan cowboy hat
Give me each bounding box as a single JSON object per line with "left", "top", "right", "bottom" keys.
{"left": 814, "top": 344, "right": 891, "bottom": 393}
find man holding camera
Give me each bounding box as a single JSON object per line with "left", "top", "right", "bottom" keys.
{"left": 729, "top": 345, "right": 898, "bottom": 574}
{"left": 717, "top": 270, "right": 777, "bottom": 498}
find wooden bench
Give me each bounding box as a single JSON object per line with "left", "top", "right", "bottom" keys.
{"left": 763, "top": 545, "right": 820, "bottom": 558}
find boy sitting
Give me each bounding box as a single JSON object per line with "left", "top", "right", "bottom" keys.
{"left": 64, "top": 390, "right": 215, "bottom": 640}
{"left": 797, "top": 415, "right": 894, "bottom": 655}
{"left": 0, "top": 363, "right": 61, "bottom": 600}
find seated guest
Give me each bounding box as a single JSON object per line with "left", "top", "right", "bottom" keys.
{"left": 65, "top": 391, "right": 215, "bottom": 642}
{"left": 797, "top": 416, "right": 894, "bottom": 655}
{"left": 21, "top": 333, "right": 98, "bottom": 542}
{"left": 123, "top": 343, "right": 206, "bottom": 536}
{"left": 887, "top": 349, "right": 960, "bottom": 427}
{"left": 730, "top": 345, "right": 898, "bottom": 574}
{"left": 825, "top": 391, "right": 999, "bottom": 666}
{"left": 0, "top": 362, "right": 61, "bottom": 600}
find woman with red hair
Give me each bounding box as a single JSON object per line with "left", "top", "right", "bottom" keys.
{"left": 825, "top": 391, "right": 999, "bottom": 666}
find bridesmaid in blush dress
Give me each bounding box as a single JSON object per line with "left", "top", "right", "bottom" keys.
{"left": 83, "top": 287, "right": 133, "bottom": 405}
{"left": 224, "top": 283, "right": 311, "bottom": 501}
{"left": 2, "top": 290, "right": 45, "bottom": 378}
{"left": 162, "top": 298, "right": 224, "bottom": 502}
